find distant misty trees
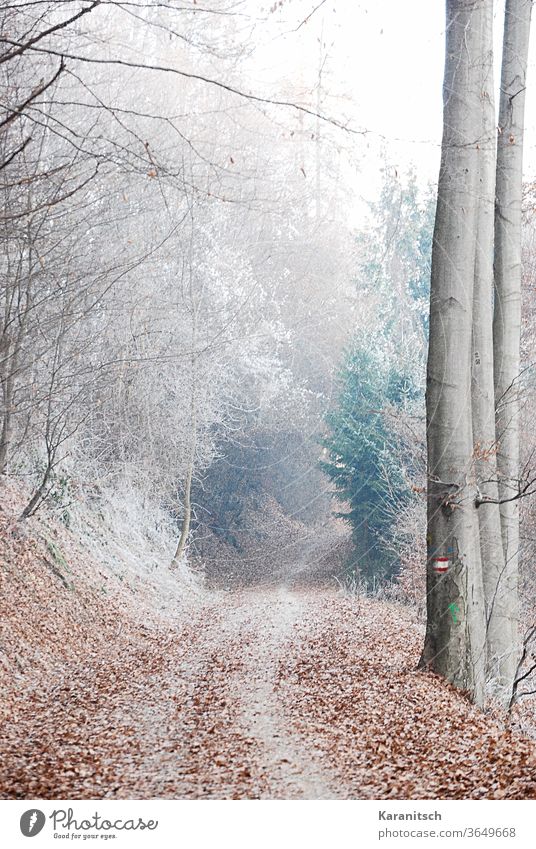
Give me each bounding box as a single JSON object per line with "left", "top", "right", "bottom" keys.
{"left": 1, "top": 1, "right": 357, "bottom": 565}
{"left": 322, "top": 171, "right": 433, "bottom": 587}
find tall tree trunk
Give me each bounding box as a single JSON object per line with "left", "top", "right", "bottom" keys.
{"left": 0, "top": 366, "right": 16, "bottom": 475}
{"left": 172, "top": 418, "right": 196, "bottom": 566}
{"left": 471, "top": 0, "right": 511, "bottom": 704}
{"left": 172, "top": 457, "right": 194, "bottom": 565}
{"left": 492, "top": 0, "right": 533, "bottom": 697}
{"left": 172, "top": 352, "right": 197, "bottom": 568}
{"left": 420, "top": 0, "right": 488, "bottom": 704}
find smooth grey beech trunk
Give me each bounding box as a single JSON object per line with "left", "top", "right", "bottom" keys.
{"left": 420, "top": 0, "right": 488, "bottom": 704}
{"left": 492, "top": 0, "right": 533, "bottom": 697}
{"left": 422, "top": 0, "right": 532, "bottom": 707}
{"left": 471, "top": 0, "right": 512, "bottom": 704}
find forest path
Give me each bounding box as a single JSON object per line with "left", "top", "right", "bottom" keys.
{"left": 209, "top": 584, "right": 339, "bottom": 799}
{"left": 3, "top": 585, "right": 536, "bottom": 799}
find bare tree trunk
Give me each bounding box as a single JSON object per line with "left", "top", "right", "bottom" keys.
{"left": 471, "top": 0, "right": 512, "bottom": 704}
{"left": 172, "top": 232, "right": 199, "bottom": 569}
{"left": 172, "top": 375, "right": 197, "bottom": 566}
{"left": 0, "top": 367, "right": 16, "bottom": 475}
{"left": 0, "top": 310, "right": 28, "bottom": 475}
{"left": 493, "top": 0, "right": 533, "bottom": 696}
{"left": 0, "top": 232, "right": 32, "bottom": 476}
{"left": 420, "top": 0, "right": 488, "bottom": 704}
{"left": 172, "top": 456, "right": 194, "bottom": 565}
{"left": 19, "top": 454, "right": 53, "bottom": 519}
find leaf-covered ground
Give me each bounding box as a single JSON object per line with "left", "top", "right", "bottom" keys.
{"left": 2, "top": 509, "right": 536, "bottom": 802}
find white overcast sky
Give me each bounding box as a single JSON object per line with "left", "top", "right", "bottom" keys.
{"left": 246, "top": 0, "right": 536, "bottom": 202}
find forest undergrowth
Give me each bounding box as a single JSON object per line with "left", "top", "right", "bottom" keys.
{"left": 1, "top": 486, "right": 536, "bottom": 799}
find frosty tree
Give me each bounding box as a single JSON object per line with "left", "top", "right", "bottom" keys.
{"left": 421, "top": 0, "right": 533, "bottom": 707}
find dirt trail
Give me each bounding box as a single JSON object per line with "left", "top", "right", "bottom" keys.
{"left": 1, "top": 584, "right": 342, "bottom": 799}
{"left": 3, "top": 585, "right": 536, "bottom": 800}
{"left": 216, "top": 585, "right": 338, "bottom": 799}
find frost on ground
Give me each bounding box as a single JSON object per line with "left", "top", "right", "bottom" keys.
{"left": 1, "top": 488, "right": 536, "bottom": 800}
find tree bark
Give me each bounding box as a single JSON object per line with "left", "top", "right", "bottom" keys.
{"left": 492, "top": 0, "right": 533, "bottom": 698}
{"left": 172, "top": 414, "right": 196, "bottom": 566}
{"left": 0, "top": 367, "right": 16, "bottom": 475}
{"left": 172, "top": 459, "right": 194, "bottom": 565}
{"left": 172, "top": 350, "right": 197, "bottom": 568}
{"left": 19, "top": 458, "right": 53, "bottom": 519}
{"left": 470, "top": 0, "right": 512, "bottom": 704}
{"left": 420, "top": 0, "right": 489, "bottom": 704}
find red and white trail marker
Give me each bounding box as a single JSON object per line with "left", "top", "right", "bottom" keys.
{"left": 432, "top": 557, "right": 450, "bottom": 574}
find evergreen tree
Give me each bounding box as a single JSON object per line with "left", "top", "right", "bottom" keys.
{"left": 322, "top": 346, "right": 417, "bottom": 583}
{"left": 322, "top": 169, "right": 434, "bottom": 586}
